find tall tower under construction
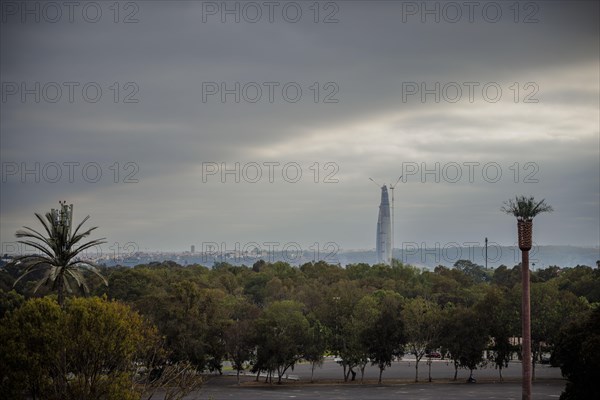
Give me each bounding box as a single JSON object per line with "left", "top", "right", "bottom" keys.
{"left": 376, "top": 185, "right": 392, "bottom": 265}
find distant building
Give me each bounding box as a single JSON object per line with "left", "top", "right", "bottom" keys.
{"left": 376, "top": 185, "right": 392, "bottom": 265}
{"left": 191, "top": 245, "right": 195, "bottom": 253}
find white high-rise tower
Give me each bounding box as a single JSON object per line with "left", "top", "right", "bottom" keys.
{"left": 376, "top": 185, "right": 392, "bottom": 265}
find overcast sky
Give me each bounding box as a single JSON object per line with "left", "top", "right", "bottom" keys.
{"left": 1, "top": 0, "right": 599, "bottom": 257}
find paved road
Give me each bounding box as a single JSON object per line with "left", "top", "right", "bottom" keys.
{"left": 197, "top": 379, "right": 564, "bottom": 400}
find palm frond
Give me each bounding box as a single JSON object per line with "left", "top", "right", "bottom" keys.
{"left": 32, "top": 269, "right": 53, "bottom": 293}
{"left": 69, "top": 230, "right": 97, "bottom": 247}
{"left": 69, "top": 238, "right": 107, "bottom": 257}
{"left": 16, "top": 225, "right": 54, "bottom": 246}
{"left": 49, "top": 265, "right": 60, "bottom": 283}
{"left": 63, "top": 275, "right": 74, "bottom": 294}
{"left": 501, "top": 195, "right": 553, "bottom": 221}
{"left": 69, "top": 215, "right": 92, "bottom": 240}
{"left": 12, "top": 261, "right": 52, "bottom": 286}
{"left": 11, "top": 253, "right": 53, "bottom": 265}
{"left": 531, "top": 199, "right": 553, "bottom": 215}
{"left": 67, "top": 269, "right": 90, "bottom": 294}
{"left": 14, "top": 239, "right": 56, "bottom": 259}
{"left": 34, "top": 212, "right": 54, "bottom": 238}
{"left": 70, "top": 262, "right": 109, "bottom": 286}
{"left": 15, "top": 255, "right": 54, "bottom": 270}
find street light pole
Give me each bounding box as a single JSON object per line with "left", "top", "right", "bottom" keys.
{"left": 485, "top": 237, "right": 488, "bottom": 269}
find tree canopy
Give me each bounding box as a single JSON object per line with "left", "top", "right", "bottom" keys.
{"left": 1, "top": 257, "right": 596, "bottom": 391}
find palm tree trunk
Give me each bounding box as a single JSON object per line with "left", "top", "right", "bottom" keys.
{"left": 518, "top": 220, "right": 533, "bottom": 400}
{"left": 57, "top": 275, "right": 65, "bottom": 307}
{"left": 521, "top": 249, "right": 532, "bottom": 400}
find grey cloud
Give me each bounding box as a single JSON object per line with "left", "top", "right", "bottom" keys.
{"left": 1, "top": 0, "right": 598, "bottom": 251}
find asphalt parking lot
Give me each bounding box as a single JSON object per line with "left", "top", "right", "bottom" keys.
{"left": 216, "top": 357, "right": 563, "bottom": 383}
{"left": 187, "top": 359, "right": 566, "bottom": 400}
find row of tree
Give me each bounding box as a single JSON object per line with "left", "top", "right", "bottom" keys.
{"left": 3, "top": 258, "right": 596, "bottom": 388}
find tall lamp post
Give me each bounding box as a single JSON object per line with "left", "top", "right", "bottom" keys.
{"left": 485, "top": 237, "right": 488, "bottom": 269}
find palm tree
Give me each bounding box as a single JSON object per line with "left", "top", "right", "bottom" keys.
{"left": 11, "top": 202, "right": 107, "bottom": 307}
{"left": 501, "top": 196, "right": 553, "bottom": 400}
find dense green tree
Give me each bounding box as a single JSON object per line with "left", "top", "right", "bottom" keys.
{"left": 320, "top": 280, "right": 367, "bottom": 382}
{"left": 0, "top": 288, "right": 25, "bottom": 318}
{"left": 529, "top": 282, "right": 589, "bottom": 380}
{"left": 351, "top": 295, "right": 380, "bottom": 383}
{"left": 389, "top": 260, "right": 428, "bottom": 298}
{"left": 301, "top": 261, "right": 346, "bottom": 285}
{"left": 492, "top": 265, "right": 521, "bottom": 289}
{"left": 223, "top": 300, "right": 260, "bottom": 384}
{"left": 428, "top": 266, "right": 463, "bottom": 306}
{"left": 476, "top": 286, "right": 518, "bottom": 381}
{"left": 303, "top": 315, "right": 331, "bottom": 382}
{"left": 151, "top": 282, "right": 207, "bottom": 367}
{"left": 0, "top": 297, "right": 64, "bottom": 399}
{"left": 402, "top": 297, "right": 442, "bottom": 382}
{"left": 292, "top": 280, "right": 327, "bottom": 315}
{"left": 243, "top": 272, "right": 271, "bottom": 305}
{"left": 554, "top": 265, "right": 600, "bottom": 304}
{"left": 554, "top": 308, "right": 600, "bottom": 400}
{"left": 198, "top": 288, "right": 233, "bottom": 374}
{"left": 437, "top": 306, "right": 488, "bottom": 381}
{"left": 534, "top": 265, "right": 562, "bottom": 283}
{"left": 345, "top": 263, "right": 371, "bottom": 281}
{"left": 365, "top": 290, "right": 405, "bottom": 383}
{"left": 63, "top": 297, "right": 159, "bottom": 399}
{"left": 453, "top": 259, "right": 490, "bottom": 284}
{"left": 253, "top": 300, "right": 310, "bottom": 383}
{"left": 0, "top": 296, "right": 159, "bottom": 400}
